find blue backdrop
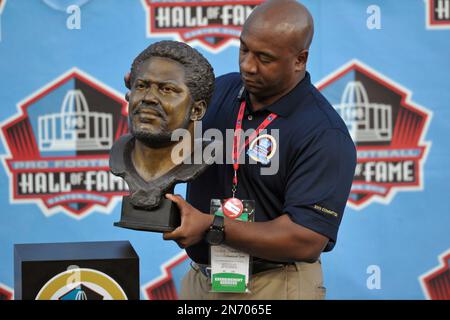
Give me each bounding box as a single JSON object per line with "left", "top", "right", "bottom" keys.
{"left": 0, "top": 0, "right": 449, "bottom": 300}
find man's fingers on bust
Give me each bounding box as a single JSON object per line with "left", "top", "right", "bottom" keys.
{"left": 165, "top": 193, "right": 176, "bottom": 203}
{"left": 163, "top": 229, "right": 180, "bottom": 241}
{"left": 163, "top": 231, "right": 187, "bottom": 249}
{"left": 162, "top": 232, "right": 172, "bottom": 241}
{"left": 165, "top": 193, "right": 186, "bottom": 208}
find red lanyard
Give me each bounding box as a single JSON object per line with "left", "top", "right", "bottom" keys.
{"left": 231, "top": 100, "right": 278, "bottom": 197}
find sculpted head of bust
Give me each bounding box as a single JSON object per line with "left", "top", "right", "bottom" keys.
{"left": 128, "top": 40, "right": 215, "bottom": 151}
{"left": 110, "top": 41, "right": 216, "bottom": 209}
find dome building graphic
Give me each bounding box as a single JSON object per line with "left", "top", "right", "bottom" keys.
{"left": 38, "top": 89, "right": 113, "bottom": 152}
{"left": 334, "top": 81, "right": 392, "bottom": 143}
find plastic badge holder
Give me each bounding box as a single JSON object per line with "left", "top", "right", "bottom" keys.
{"left": 209, "top": 199, "right": 255, "bottom": 293}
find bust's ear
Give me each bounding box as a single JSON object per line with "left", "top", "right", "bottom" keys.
{"left": 190, "top": 100, "right": 207, "bottom": 121}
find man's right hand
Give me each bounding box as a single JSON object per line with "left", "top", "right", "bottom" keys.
{"left": 163, "top": 194, "right": 214, "bottom": 249}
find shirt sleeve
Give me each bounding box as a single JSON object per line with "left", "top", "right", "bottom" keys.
{"left": 283, "top": 128, "right": 356, "bottom": 251}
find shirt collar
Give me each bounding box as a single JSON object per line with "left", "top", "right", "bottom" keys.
{"left": 243, "top": 72, "right": 312, "bottom": 118}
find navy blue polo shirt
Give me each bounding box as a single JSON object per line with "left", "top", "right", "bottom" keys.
{"left": 186, "top": 72, "right": 356, "bottom": 264}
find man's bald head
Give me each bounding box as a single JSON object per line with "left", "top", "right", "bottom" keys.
{"left": 244, "top": 0, "right": 314, "bottom": 52}
{"left": 238, "top": 1, "right": 314, "bottom": 106}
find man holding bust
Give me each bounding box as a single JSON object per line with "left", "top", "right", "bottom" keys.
{"left": 124, "top": 0, "right": 356, "bottom": 300}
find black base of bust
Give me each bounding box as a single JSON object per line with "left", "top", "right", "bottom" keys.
{"left": 114, "top": 196, "right": 180, "bottom": 233}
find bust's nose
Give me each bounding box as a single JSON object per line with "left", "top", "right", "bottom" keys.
{"left": 142, "top": 84, "right": 160, "bottom": 105}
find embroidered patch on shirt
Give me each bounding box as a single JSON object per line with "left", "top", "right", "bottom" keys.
{"left": 312, "top": 204, "right": 339, "bottom": 218}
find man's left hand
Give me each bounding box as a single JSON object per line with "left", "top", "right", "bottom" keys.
{"left": 163, "top": 194, "right": 214, "bottom": 248}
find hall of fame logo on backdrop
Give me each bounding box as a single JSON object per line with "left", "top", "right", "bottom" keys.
{"left": 0, "top": 68, "right": 129, "bottom": 219}
{"left": 141, "top": 0, "right": 263, "bottom": 53}
{"left": 419, "top": 249, "right": 450, "bottom": 300}
{"left": 142, "top": 251, "right": 189, "bottom": 300}
{"left": 317, "top": 60, "right": 432, "bottom": 210}
{"left": 425, "top": 0, "right": 450, "bottom": 29}
{"left": 36, "top": 268, "right": 127, "bottom": 300}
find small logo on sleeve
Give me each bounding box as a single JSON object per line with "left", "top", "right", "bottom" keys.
{"left": 312, "top": 204, "right": 339, "bottom": 218}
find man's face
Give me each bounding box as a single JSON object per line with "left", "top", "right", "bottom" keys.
{"left": 239, "top": 22, "right": 302, "bottom": 100}
{"left": 128, "top": 57, "right": 193, "bottom": 147}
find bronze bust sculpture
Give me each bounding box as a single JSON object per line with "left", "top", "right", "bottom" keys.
{"left": 110, "top": 40, "right": 216, "bottom": 232}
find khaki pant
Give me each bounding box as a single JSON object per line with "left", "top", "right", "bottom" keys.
{"left": 179, "top": 260, "right": 326, "bottom": 300}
